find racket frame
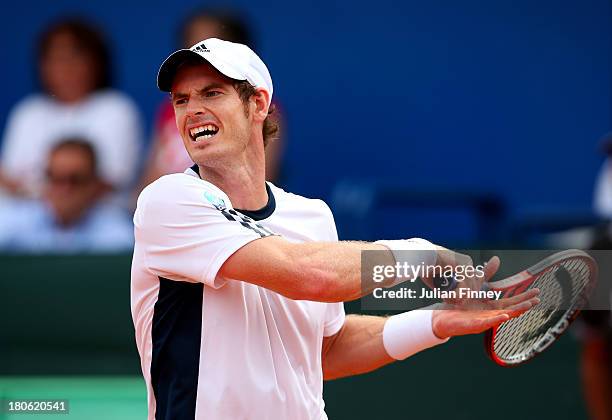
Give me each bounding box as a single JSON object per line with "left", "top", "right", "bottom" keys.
{"left": 483, "top": 249, "right": 597, "bottom": 367}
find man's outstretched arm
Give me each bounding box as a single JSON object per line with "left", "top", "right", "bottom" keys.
{"left": 220, "top": 235, "right": 439, "bottom": 303}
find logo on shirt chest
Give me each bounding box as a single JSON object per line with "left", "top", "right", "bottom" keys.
{"left": 204, "top": 191, "right": 274, "bottom": 238}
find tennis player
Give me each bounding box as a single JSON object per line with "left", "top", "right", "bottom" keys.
{"left": 130, "top": 38, "right": 540, "bottom": 420}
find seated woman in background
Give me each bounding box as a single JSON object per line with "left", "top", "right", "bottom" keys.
{"left": 0, "top": 18, "right": 142, "bottom": 199}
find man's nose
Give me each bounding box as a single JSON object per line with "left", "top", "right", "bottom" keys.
{"left": 185, "top": 97, "right": 207, "bottom": 117}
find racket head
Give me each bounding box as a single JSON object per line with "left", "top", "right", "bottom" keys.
{"left": 484, "top": 249, "right": 598, "bottom": 367}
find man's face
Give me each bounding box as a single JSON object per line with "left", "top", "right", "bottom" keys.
{"left": 171, "top": 63, "right": 253, "bottom": 168}
{"left": 44, "top": 147, "right": 101, "bottom": 226}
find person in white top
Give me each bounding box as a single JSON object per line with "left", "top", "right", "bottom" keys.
{"left": 594, "top": 133, "right": 612, "bottom": 219}
{"left": 0, "top": 19, "right": 142, "bottom": 198}
{"left": 131, "top": 38, "right": 540, "bottom": 420}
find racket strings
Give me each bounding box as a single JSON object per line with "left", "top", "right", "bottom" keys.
{"left": 493, "top": 258, "right": 592, "bottom": 363}
{"left": 495, "top": 260, "right": 589, "bottom": 357}
{"left": 494, "top": 259, "right": 590, "bottom": 360}
{"left": 493, "top": 269, "right": 564, "bottom": 359}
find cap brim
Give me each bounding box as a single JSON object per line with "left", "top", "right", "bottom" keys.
{"left": 157, "top": 49, "right": 202, "bottom": 92}
{"left": 157, "top": 49, "right": 247, "bottom": 92}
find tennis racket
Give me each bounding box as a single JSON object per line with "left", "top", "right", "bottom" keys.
{"left": 481, "top": 249, "right": 597, "bottom": 366}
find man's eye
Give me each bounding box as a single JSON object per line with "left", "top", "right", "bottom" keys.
{"left": 174, "top": 98, "right": 187, "bottom": 105}
{"left": 205, "top": 91, "right": 221, "bottom": 98}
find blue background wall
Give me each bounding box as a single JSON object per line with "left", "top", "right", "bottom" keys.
{"left": 1, "top": 0, "right": 610, "bottom": 224}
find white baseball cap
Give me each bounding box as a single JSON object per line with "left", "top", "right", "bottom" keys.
{"left": 157, "top": 37, "right": 273, "bottom": 104}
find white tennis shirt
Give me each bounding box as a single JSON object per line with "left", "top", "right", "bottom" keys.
{"left": 131, "top": 166, "right": 345, "bottom": 420}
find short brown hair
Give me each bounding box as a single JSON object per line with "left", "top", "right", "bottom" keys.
{"left": 50, "top": 138, "right": 99, "bottom": 176}
{"left": 233, "top": 80, "right": 279, "bottom": 148}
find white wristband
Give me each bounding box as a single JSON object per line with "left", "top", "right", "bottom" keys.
{"left": 383, "top": 309, "right": 449, "bottom": 360}
{"left": 375, "top": 238, "right": 438, "bottom": 286}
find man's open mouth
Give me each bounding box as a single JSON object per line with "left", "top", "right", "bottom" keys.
{"left": 189, "top": 124, "right": 219, "bottom": 142}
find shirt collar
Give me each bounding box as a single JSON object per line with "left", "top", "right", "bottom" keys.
{"left": 188, "top": 164, "right": 276, "bottom": 221}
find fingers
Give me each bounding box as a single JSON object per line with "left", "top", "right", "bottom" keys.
{"left": 447, "top": 311, "right": 511, "bottom": 336}
{"left": 478, "top": 295, "right": 541, "bottom": 331}
{"left": 438, "top": 294, "right": 542, "bottom": 337}
{"left": 496, "top": 288, "right": 540, "bottom": 307}
{"left": 435, "top": 248, "right": 473, "bottom": 269}
{"left": 462, "top": 256, "right": 498, "bottom": 293}
{"left": 432, "top": 309, "right": 500, "bottom": 337}
{"left": 503, "top": 296, "right": 541, "bottom": 318}
{"left": 455, "top": 252, "right": 474, "bottom": 268}
{"left": 483, "top": 256, "right": 500, "bottom": 282}
{"left": 476, "top": 313, "right": 510, "bottom": 330}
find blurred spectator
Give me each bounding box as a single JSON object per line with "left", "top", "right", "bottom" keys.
{"left": 581, "top": 133, "right": 612, "bottom": 420}
{"left": 136, "top": 8, "right": 284, "bottom": 193}
{"left": 578, "top": 257, "right": 612, "bottom": 420}
{"left": 593, "top": 132, "right": 612, "bottom": 219}
{"left": 0, "top": 18, "right": 142, "bottom": 199}
{"left": 0, "top": 139, "right": 133, "bottom": 253}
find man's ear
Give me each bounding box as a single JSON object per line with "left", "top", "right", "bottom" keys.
{"left": 251, "top": 88, "right": 271, "bottom": 122}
